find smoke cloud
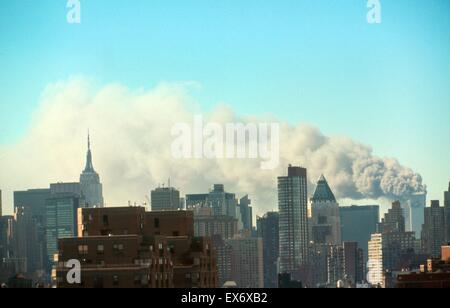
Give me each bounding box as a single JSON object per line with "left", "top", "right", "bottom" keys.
{"left": 0, "top": 77, "right": 426, "bottom": 215}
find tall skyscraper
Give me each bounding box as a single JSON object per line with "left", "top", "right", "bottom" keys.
{"left": 402, "top": 192, "right": 426, "bottom": 238}
{"left": 151, "top": 186, "right": 181, "bottom": 211}
{"left": 310, "top": 175, "right": 341, "bottom": 245}
{"left": 340, "top": 205, "right": 379, "bottom": 260}
{"left": 14, "top": 206, "right": 45, "bottom": 276}
{"left": 239, "top": 195, "right": 253, "bottom": 232}
{"left": 278, "top": 165, "right": 309, "bottom": 275}
{"left": 445, "top": 182, "right": 450, "bottom": 243}
{"left": 13, "top": 188, "right": 50, "bottom": 273}
{"left": 79, "top": 133, "right": 104, "bottom": 208}
{"left": 422, "top": 200, "right": 446, "bottom": 258}
{"left": 257, "top": 212, "right": 279, "bottom": 288}
{"left": 45, "top": 193, "right": 80, "bottom": 263}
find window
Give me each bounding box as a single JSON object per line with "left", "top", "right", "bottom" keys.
{"left": 154, "top": 218, "right": 160, "bottom": 228}
{"left": 112, "top": 275, "right": 119, "bottom": 287}
{"left": 103, "top": 215, "right": 109, "bottom": 226}
{"left": 134, "top": 275, "right": 141, "bottom": 285}
{"left": 113, "top": 243, "right": 124, "bottom": 253}
{"left": 78, "top": 245, "right": 88, "bottom": 255}
{"left": 97, "top": 244, "right": 104, "bottom": 254}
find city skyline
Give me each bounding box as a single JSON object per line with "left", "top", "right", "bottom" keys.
{"left": 0, "top": 129, "right": 448, "bottom": 218}
{"left": 2, "top": 0, "right": 450, "bottom": 291}
{"left": 0, "top": 1, "right": 449, "bottom": 216}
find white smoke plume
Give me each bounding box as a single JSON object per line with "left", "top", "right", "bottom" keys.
{"left": 0, "top": 77, "right": 426, "bottom": 215}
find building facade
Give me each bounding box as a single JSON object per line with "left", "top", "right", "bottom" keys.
{"left": 151, "top": 187, "right": 181, "bottom": 211}
{"left": 56, "top": 207, "right": 217, "bottom": 288}
{"left": 403, "top": 192, "right": 426, "bottom": 238}
{"left": 368, "top": 202, "right": 419, "bottom": 288}
{"left": 186, "top": 185, "right": 239, "bottom": 220}
{"left": 227, "top": 237, "right": 264, "bottom": 288}
{"left": 278, "top": 165, "right": 309, "bottom": 275}
{"left": 422, "top": 200, "right": 445, "bottom": 258}
{"left": 193, "top": 206, "right": 238, "bottom": 240}
{"left": 310, "top": 175, "right": 341, "bottom": 245}
{"left": 239, "top": 195, "right": 253, "bottom": 233}
{"left": 257, "top": 212, "right": 279, "bottom": 288}
{"left": 45, "top": 193, "right": 80, "bottom": 263}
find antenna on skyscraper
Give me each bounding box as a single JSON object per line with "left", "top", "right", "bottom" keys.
{"left": 88, "top": 129, "right": 91, "bottom": 150}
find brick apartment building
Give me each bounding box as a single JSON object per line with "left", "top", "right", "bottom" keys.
{"left": 397, "top": 246, "right": 450, "bottom": 288}
{"left": 55, "top": 207, "right": 217, "bottom": 288}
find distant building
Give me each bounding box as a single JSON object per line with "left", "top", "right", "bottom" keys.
{"left": 50, "top": 182, "right": 82, "bottom": 196}
{"left": 14, "top": 189, "right": 51, "bottom": 226}
{"left": 186, "top": 185, "right": 238, "bottom": 220}
{"left": 402, "top": 192, "right": 426, "bottom": 238}
{"left": 13, "top": 206, "right": 45, "bottom": 278}
{"left": 212, "top": 235, "right": 233, "bottom": 287}
{"left": 422, "top": 200, "right": 446, "bottom": 258}
{"left": 310, "top": 175, "right": 341, "bottom": 245}
{"left": 278, "top": 273, "right": 303, "bottom": 288}
{"left": 278, "top": 166, "right": 309, "bottom": 276}
{"left": 192, "top": 206, "right": 238, "bottom": 240}
{"left": 0, "top": 215, "right": 18, "bottom": 284}
{"left": 368, "top": 202, "right": 418, "bottom": 288}
{"left": 327, "top": 242, "right": 365, "bottom": 287}
{"left": 0, "top": 189, "right": 2, "bottom": 217}
{"left": 239, "top": 195, "right": 253, "bottom": 232}
{"left": 79, "top": 133, "right": 104, "bottom": 208}
{"left": 340, "top": 205, "right": 379, "bottom": 261}
{"left": 151, "top": 186, "right": 181, "bottom": 211}
{"left": 445, "top": 182, "right": 450, "bottom": 243}
{"left": 45, "top": 193, "right": 80, "bottom": 263}
{"left": 55, "top": 207, "right": 217, "bottom": 288}
{"left": 227, "top": 237, "right": 264, "bottom": 288}
{"left": 377, "top": 201, "right": 405, "bottom": 234}
{"left": 257, "top": 212, "right": 279, "bottom": 288}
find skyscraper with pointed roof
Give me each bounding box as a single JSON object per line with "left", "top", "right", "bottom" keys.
{"left": 80, "top": 133, "right": 104, "bottom": 208}
{"left": 310, "top": 175, "right": 341, "bottom": 245}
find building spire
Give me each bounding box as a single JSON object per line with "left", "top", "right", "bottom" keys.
{"left": 311, "top": 174, "right": 337, "bottom": 202}
{"left": 84, "top": 131, "right": 95, "bottom": 173}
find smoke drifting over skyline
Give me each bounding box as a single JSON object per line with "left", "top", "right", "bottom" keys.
{"left": 0, "top": 77, "right": 426, "bottom": 215}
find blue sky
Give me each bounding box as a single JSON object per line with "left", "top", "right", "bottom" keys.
{"left": 0, "top": 0, "right": 449, "bottom": 201}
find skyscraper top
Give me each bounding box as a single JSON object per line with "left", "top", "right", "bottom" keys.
{"left": 311, "top": 175, "right": 336, "bottom": 202}
{"left": 83, "top": 132, "right": 96, "bottom": 173}
{"left": 287, "top": 165, "right": 307, "bottom": 177}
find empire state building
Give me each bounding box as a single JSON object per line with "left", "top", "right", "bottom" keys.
{"left": 80, "top": 134, "right": 104, "bottom": 208}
